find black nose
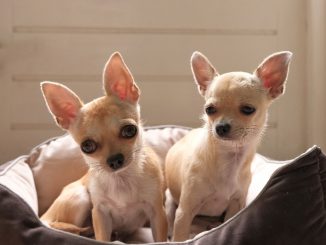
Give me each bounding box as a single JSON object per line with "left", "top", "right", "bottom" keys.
{"left": 215, "top": 123, "right": 231, "bottom": 137}
{"left": 107, "top": 153, "right": 124, "bottom": 170}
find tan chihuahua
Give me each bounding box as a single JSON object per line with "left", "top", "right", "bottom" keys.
{"left": 40, "top": 52, "right": 168, "bottom": 242}
{"left": 165, "top": 51, "right": 292, "bottom": 241}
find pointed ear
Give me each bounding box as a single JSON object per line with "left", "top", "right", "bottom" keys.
{"left": 103, "top": 52, "right": 140, "bottom": 104}
{"left": 191, "top": 51, "right": 218, "bottom": 96}
{"left": 40, "top": 82, "right": 83, "bottom": 130}
{"left": 255, "top": 51, "right": 293, "bottom": 99}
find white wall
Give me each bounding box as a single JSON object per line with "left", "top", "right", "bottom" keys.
{"left": 307, "top": 0, "right": 326, "bottom": 152}
{"left": 0, "top": 0, "right": 317, "bottom": 163}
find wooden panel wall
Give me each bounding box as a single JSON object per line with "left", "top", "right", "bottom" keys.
{"left": 0, "top": 0, "right": 306, "bottom": 162}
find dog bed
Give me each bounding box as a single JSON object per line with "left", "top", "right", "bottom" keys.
{"left": 0, "top": 125, "right": 326, "bottom": 245}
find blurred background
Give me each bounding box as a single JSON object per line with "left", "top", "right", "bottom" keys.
{"left": 0, "top": 0, "right": 325, "bottom": 163}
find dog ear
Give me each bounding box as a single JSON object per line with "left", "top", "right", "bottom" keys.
{"left": 255, "top": 51, "right": 293, "bottom": 99}
{"left": 103, "top": 52, "right": 140, "bottom": 104}
{"left": 191, "top": 51, "right": 218, "bottom": 96}
{"left": 41, "top": 82, "right": 83, "bottom": 130}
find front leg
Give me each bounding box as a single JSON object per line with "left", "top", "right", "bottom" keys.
{"left": 165, "top": 189, "right": 177, "bottom": 238}
{"left": 92, "top": 203, "right": 112, "bottom": 241}
{"left": 224, "top": 195, "right": 246, "bottom": 221}
{"left": 172, "top": 188, "right": 204, "bottom": 241}
{"left": 225, "top": 176, "right": 250, "bottom": 221}
{"left": 147, "top": 197, "right": 168, "bottom": 242}
{"left": 173, "top": 205, "right": 194, "bottom": 241}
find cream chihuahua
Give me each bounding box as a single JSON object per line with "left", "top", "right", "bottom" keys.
{"left": 40, "top": 52, "right": 168, "bottom": 242}
{"left": 165, "top": 51, "right": 292, "bottom": 241}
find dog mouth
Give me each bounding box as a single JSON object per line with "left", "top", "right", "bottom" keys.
{"left": 87, "top": 147, "right": 143, "bottom": 174}
{"left": 217, "top": 136, "right": 235, "bottom": 141}
{"left": 213, "top": 126, "right": 260, "bottom": 143}
{"left": 87, "top": 159, "right": 130, "bottom": 175}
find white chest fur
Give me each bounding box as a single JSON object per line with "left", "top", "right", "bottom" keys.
{"left": 88, "top": 170, "right": 152, "bottom": 233}
{"left": 195, "top": 141, "right": 252, "bottom": 216}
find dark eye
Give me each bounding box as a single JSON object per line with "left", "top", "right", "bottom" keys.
{"left": 205, "top": 106, "right": 217, "bottom": 115}
{"left": 120, "top": 125, "right": 138, "bottom": 139}
{"left": 81, "top": 139, "right": 97, "bottom": 154}
{"left": 240, "top": 105, "right": 256, "bottom": 115}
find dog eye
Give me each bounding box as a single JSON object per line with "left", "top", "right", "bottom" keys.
{"left": 81, "top": 139, "right": 97, "bottom": 154}
{"left": 120, "top": 125, "right": 138, "bottom": 139}
{"left": 205, "top": 106, "right": 217, "bottom": 115}
{"left": 240, "top": 105, "right": 256, "bottom": 115}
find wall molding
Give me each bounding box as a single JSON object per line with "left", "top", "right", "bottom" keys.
{"left": 12, "top": 74, "right": 193, "bottom": 83}
{"left": 13, "top": 26, "right": 278, "bottom": 36}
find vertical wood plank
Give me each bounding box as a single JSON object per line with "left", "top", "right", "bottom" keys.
{"left": 0, "top": 0, "right": 14, "bottom": 161}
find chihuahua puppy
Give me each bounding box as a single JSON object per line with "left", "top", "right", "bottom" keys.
{"left": 40, "top": 52, "right": 168, "bottom": 242}
{"left": 165, "top": 51, "right": 292, "bottom": 241}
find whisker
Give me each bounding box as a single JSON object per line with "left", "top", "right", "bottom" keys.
{"left": 232, "top": 124, "right": 261, "bottom": 141}
{"left": 124, "top": 145, "right": 144, "bottom": 165}
{"left": 87, "top": 161, "right": 108, "bottom": 176}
